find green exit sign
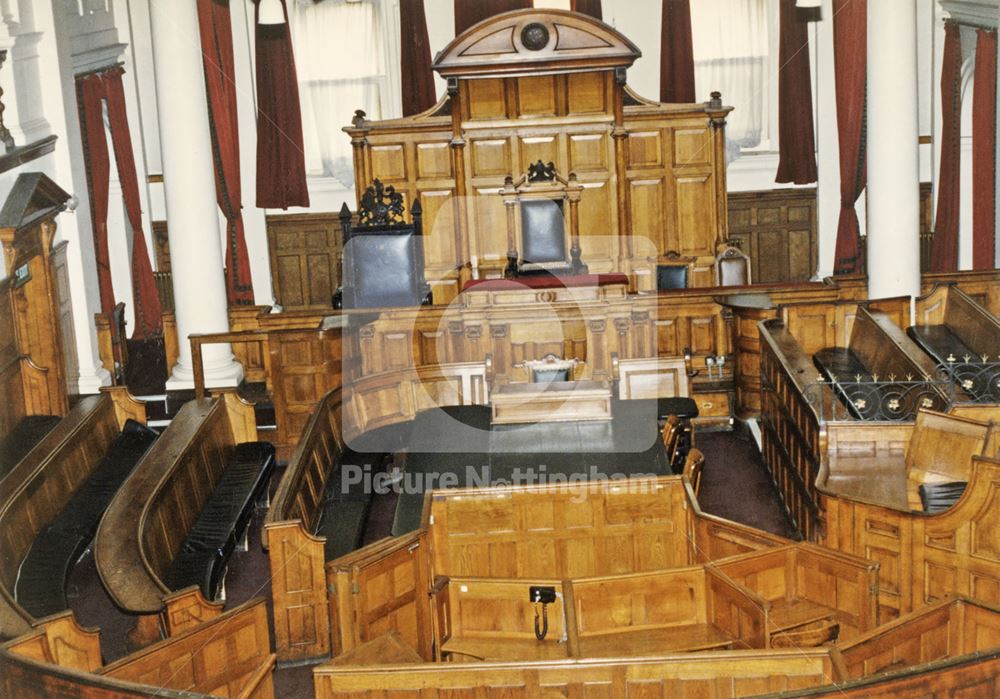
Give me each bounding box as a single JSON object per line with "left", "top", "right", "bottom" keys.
{"left": 13, "top": 263, "right": 30, "bottom": 288}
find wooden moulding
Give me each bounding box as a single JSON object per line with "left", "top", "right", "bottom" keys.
{"left": 94, "top": 392, "right": 255, "bottom": 618}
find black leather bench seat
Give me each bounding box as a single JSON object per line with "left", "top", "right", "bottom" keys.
{"left": 164, "top": 442, "right": 275, "bottom": 600}
{"left": 907, "top": 325, "right": 977, "bottom": 365}
{"left": 15, "top": 420, "right": 157, "bottom": 618}
{"left": 0, "top": 415, "right": 61, "bottom": 480}
{"left": 316, "top": 447, "right": 388, "bottom": 561}
{"left": 908, "top": 325, "right": 999, "bottom": 401}
{"left": 814, "top": 346, "right": 948, "bottom": 420}
{"left": 919, "top": 481, "right": 967, "bottom": 514}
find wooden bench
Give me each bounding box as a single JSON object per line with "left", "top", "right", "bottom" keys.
{"left": 0, "top": 595, "right": 274, "bottom": 698}
{"left": 813, "top": 306, "right": 951, "bottom": 420}
{"left": 162, "top": 440, "right": 275, "bottom": 601}
{"left": 820, "top": 408, "right": 992, "bottom": 513}
{"left": 910, "top": 284, "right": 1000, "bottom": 402}
{"left": 712, "top": 543, "right": 878, "bottom": 644}
{"left": 567, "top": 565, "right": 769, "bottom": 657}
{"left": 0, "top": 387, "right": 146, "bottom": 640}
{"left": 94, "top": 391, "right": 262, "bottom": 642}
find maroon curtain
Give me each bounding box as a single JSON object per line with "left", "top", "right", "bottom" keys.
{"left": 972, "top": 29, "right": 997, "bottom": 270}
{"left": 103, "top": 68, "right": 164, "bottom": 337}
{"left": 198, "top": 0, "right": 254, "bottom": 306}
{"left": 454, "top": 0, "right": 531, "bottom": 36}
{"left": 77, "top": 69, "right": 163, "bottom": 338}
{"left": 930, "top": 22, "right": 962, "bottom": 272}
{"left": 77, "top": 74, "right": 116, "bottom": 325}
{"left": 571, "top": 0, "right": 602, "bottom": 20}
{"left": 831, "top": 0, "right": 866, "bottom": 275}
{"left": 255, "top": 0, "right": 310, "bottom": 209}
{"left": 775, "top": 0, "right": 817, "bottom": 184}
{"left": 659, "top": 0, "right": 695, "bottom": 103}
{"left": 400, "top": 0, "right": 437, "bottom": 116}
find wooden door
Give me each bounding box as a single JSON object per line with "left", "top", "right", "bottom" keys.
{"left": 328, "top": 531, "right": 434, "bottom": 659}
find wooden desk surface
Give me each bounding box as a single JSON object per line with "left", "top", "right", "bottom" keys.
{"left": 491, "top": 380, "right": 613, "bottom": 424}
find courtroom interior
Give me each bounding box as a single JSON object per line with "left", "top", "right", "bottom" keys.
{"left": 1, "top": 0, "right": 999, "bottom": 697}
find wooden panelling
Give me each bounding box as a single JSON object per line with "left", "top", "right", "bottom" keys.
{"left": 101, "top": 598, "right": 274, "bottom": 698}
{"left": 1, "top": 600, "right": 274, "bottom": 698}
{"left": 328, "top": 531, "right": 433, "bottom": 660}
{"left": 728, "top": 188, "right": 818, "bottom": 283}
{"left": 313, "top": 649, "right": 838, "bottom": 698}
{"left": 838, "top": 597, "right": 1000, "bottom": 680}
{"left": 714, "top": 543, "right": 878, "bottom": 642}
{"left": 266, "top": 214, "right": 344, "bottom": 310}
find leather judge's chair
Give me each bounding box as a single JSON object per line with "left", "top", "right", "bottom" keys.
{"left": 501, "top": 161, "right": 587, "bottom": 279}
{"left": 335, "top": 179, "right": 431, "bottom": 309}
{"left": 716, "top": 245, "right": 751, "bottom": 286}
{"left": 655, "top": 251, "right": 690, "bottom": 290}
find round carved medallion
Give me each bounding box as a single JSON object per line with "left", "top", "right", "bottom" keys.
{"left": 520, "top": 23, "right": 550, "bottom": 51}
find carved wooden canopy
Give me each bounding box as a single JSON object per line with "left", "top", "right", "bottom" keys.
{"left": 433, "top": 9, "right": 641, "bottom": 78}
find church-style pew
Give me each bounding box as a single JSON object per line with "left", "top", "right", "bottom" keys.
{"left": 263, "top": 361, "right": 490, "bottom": 662}
{"left": 313, "top": 649, "right": 841, "bottom": 698}
{"left": 94, "top": 391, "right": 266, "bottom": 645}
{"left": 762, "top": 313, "right": 1000, "bottom": 622}
{"left": 812, "top": 305, "right": 951, "bottom": 419}
{"left": 711, "top": 543, "right": 878, "bottom": 644}
{"left": 767, "top": 597, "right": 1000, "bottom": 698}
{"left": 821, "top": 408, "right": 993, "bottom": 514}
{"left": 567, "top": 565, "right": 769, "bottom": 657}
{"left": 0, "top": 596, "right": 274, "bottom": 698}
{"left": 911, "top": 284, "right": 1000, "bottom": 402}
{"left": 820, "top": 455, "right": 1000, "bottom": 624}
{"left": 0, "top": 387, "right": 147, "bottom": 640}
{"left": 318, "top": 477, "right": 788, "bottom": 665}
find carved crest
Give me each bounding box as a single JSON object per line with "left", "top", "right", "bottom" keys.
{"left": 527, "top": 160, "right": 557, "bottom": 182}
{"left": 358, "top": 179, "right": 405, "bottom": 225}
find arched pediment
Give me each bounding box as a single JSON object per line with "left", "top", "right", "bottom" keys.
{"left": 433, "top": 9, "right": 640, "bottom": 78}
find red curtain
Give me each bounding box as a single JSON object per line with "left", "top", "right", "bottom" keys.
{"left": 103, "top": 69, "right": 164, "bottom": 337}
{"left": 255, "top": 0, "right": 310, "bottom": 210}
{"left": 930, "top": 22, "right": 962, "bottom": 272}
{"left": 775, "top": 0, "right": 817, "bottom": 184}
{"left": 77, "top": 75, "right": 116, "bottom": 325}
{"left": 972, "top": 28, "right": 997, "bottom": 270}
{"left": 454, "top": 0, "right": 531, "bottom": 36}
{"left": 77, "top": 70, "right": 163, "bottom": 339}
{"left": 659, "top": 0, "right": 695, "bottom": 103}
{"left": 401, "top": 0, "right": 437, "bottom": 116}
{"left": 198, "top": 0, "right": 254, "bottom": 306}
{"left": 571, "top": 0, "right": 602, "bottom": 20}
{"left": 831, "top": 0, "right": 866, "bottom": 275}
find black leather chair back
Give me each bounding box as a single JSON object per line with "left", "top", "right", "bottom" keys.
{"left": 656, "top": 264, "right": 689, "bottom": 290}
{"left": 520, "top": 198, "right": 566, "bottom": 266}
{"left": 339, "top": 180, "right": 430, "bottom": 309}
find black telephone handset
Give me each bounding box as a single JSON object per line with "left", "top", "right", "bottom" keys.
{"left": 530, "top": 586, "right": 557, "bottom": 640}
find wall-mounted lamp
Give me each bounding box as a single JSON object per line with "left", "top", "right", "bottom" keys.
{"left": 258, "top": 0, "right": 286, "bottom": 25}
{"left": 796, "top": 0, "right": 823, "bottom": 22}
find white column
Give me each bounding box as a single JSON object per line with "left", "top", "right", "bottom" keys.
{"left": 866, "top": 0, "right": 921, "bottom": 300}
{"left": 149, "top": 0, "right": 242, "bottom": 389}
{"left": 814, "top": 0, "right": 840, "bottom": 279}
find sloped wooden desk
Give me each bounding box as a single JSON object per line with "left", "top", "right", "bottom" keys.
{"left": 490, "top": 380, "right": 613, "bottom": 424}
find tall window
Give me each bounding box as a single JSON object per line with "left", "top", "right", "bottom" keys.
{"left": 286, "top": 0, "right": 398, "bottom": 184}
{"left": 691, "top": 0, "right": 772, "bottom": 160}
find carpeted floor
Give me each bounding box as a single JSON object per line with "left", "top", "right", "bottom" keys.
{"left": 62, "top": 421, "right": 794, "bottom": 696}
